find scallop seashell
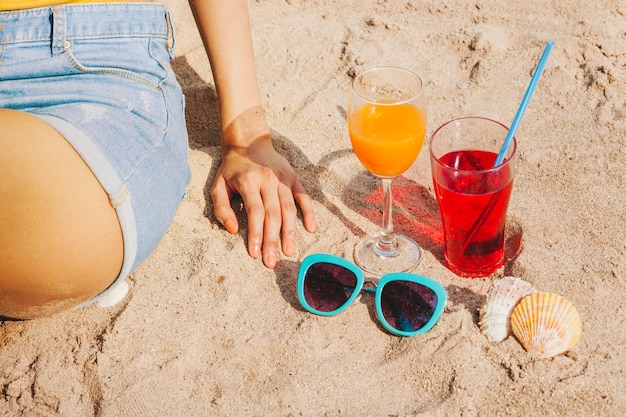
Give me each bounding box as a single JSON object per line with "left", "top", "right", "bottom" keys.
{"left": 479, "top": 277, "right": 537, "bottom": 342}
{"left": 510, "top": 292, "right": 582, "bottom": 358}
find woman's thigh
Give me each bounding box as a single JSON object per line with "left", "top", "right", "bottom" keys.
{"left": 0, "top": 109, "right": 124, "bottom": 319}
{"left": 0, "top": 4, "right": 191, "bottom": 317}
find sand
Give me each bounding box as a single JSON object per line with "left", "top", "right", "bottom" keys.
{"left": 1, "top": 0, "right": 625, "bottom": 415}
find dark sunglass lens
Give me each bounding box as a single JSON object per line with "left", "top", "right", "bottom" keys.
{"left": 380, "top": 281, "right": 438, "bottom": 333}
{"left": 303, "top": 262, "right": 358, "bottom": 312}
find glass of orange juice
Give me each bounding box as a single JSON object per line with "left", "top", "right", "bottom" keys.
{"left": 348, "top": 67, "right": 427, "bottom": 274}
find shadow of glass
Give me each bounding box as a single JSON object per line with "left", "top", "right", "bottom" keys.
{"left": 344, "top": 175, "right": 445, "bottom": 260}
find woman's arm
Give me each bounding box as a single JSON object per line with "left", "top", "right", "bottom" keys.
{"left": 188, "top": 0, "right": 316, "bottom": 268}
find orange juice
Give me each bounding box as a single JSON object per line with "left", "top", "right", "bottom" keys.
{"left": 349, "top": 103, "right": 426, "bottom": 177}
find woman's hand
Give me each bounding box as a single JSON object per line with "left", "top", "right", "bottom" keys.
{"left": 210, "top": 107, "right": 316, "bottom": 268}
{"left": 188, "top": 1, "right": 315, "bottom": 267}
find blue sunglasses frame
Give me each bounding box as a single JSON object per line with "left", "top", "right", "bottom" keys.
{"left": 297, "top": 254, "right": 447, "bottom": 337}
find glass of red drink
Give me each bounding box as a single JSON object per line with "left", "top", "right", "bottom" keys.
{"left": 429, "top": 117, "right": 517, "bottom": 277}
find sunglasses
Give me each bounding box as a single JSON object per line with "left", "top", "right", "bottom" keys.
{"left": 297, "top": 254, "right": 447, "bottom": 337}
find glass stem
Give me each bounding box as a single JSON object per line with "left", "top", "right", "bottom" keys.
{"left": 374, "top": 178, "right": 399, "bottom": 257}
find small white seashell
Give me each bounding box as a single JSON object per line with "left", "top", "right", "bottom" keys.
{"left": 479, "top": 277, "right": 537, "bottom": 342}
{"left": 510, "top": 292, "right": 582, "bottom": 358}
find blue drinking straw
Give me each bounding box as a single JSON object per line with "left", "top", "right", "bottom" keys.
{"left": 453, "top": 41, "right": 556, "bottom": 264}
{"left": 494, "top": 41, "right": 554, "bottom": 167}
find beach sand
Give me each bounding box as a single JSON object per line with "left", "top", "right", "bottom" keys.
{"left": 1, "top": 0, "right": 625, "bottom": 415}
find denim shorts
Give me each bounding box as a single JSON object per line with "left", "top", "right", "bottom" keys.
{"left": 0, "top": 3, "right": 192, "bottom": 306}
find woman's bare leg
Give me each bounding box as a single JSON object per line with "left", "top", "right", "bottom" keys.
{"left": 0, "top": 109, "right": 124, "bottom": 319}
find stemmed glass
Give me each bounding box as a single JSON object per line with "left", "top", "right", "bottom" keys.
{"left": 348, "top": 67, "right": 427, "bottom": 274}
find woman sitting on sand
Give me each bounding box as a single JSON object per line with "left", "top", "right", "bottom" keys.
{"left": 0, "top": 0, "right": 317, "bottom": 319}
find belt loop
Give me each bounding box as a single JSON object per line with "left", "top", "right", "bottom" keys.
{"left": 165, "top": 8, "right": 176, "bottom": 59}
{"left": 51, "top": 6, "right": 67, "bottom": 56}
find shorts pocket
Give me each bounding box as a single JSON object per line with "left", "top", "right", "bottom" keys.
{"left": 63, "top": 36, "right": 169, "bottom": 90}
{"left": 62, "top": 36, "right": 175, "bottom": 139}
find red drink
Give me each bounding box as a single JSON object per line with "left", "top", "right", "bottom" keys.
{"left": 432, "top": 149, "right": 514, "bottom": 277}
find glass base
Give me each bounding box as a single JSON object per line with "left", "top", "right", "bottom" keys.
{"left": 444, "top": 254, "right": 504, "bottom": 278}
{"left": 353, "top": 233, "right": 422, "bottom": 275}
